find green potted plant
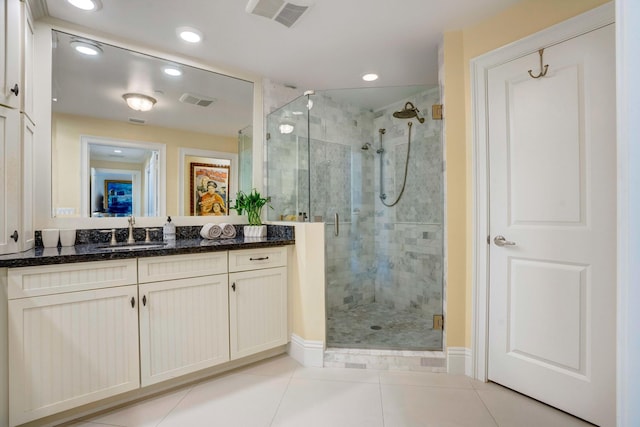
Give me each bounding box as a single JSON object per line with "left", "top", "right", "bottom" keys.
{"left": 231, "top": 189, "right": 272, "bottom": 237}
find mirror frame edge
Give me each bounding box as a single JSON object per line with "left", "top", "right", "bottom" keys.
{"left": 34, "top": 19, "right": 264, "bottom": 229}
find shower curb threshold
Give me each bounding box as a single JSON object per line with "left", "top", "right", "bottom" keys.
{"left": 323, "top": 347, "right": 447, "bottom": 372}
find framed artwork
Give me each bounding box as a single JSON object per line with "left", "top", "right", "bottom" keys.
{"left": 104, "top": 180, "right": 133, "bottom": 215}
{"left": 190, "top": 162, "right": 230, "bottom": 216}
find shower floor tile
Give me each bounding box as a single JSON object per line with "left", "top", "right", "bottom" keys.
{"left": 327, "top": 302, "right": 442, "bottom": 351}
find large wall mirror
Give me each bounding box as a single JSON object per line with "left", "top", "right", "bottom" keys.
{"left": 50, "top": 30, "right": 254, "bottom": 218}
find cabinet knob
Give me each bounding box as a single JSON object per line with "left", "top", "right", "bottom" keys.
{"left": 10, "top": 230, "right": 18, "bottom": 242}
{"left": 130, "top": 297, "right": 135, "bottom": 308}
{"left": 10, "top": 84, "right": 19, "bottom": 96}
{"left": 232, "top": 283, "right": 236, "bottom": 292}
{"left": 142, "top": 295, "right": 147, "bottom": 306}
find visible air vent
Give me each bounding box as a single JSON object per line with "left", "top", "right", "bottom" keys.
{"left": 179, "top": 92, "right": 216, "bottom": 107}
{"left": 246, "top": 0, "right": 311, "bottom": 28}
{"left": 275, "top": 3, "right": 308, "bottom": 27}
{"left": 128, "top": 117, "right": 146, "bottom": 125}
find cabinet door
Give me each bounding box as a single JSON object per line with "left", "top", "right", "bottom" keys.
{"left": 0, "top": 105, "right": 20, "bottom": 255}
{"left": 139, "top": 275, "right": 230, "bottom": 386}
{"left": 229, "top": 267, "right": 288, "bottom": 360}
{"left": 8, "top": 285, "right": 140, "bottom": 426}
{"left": 0, "top": 0, "right": 20, "bottom": 109}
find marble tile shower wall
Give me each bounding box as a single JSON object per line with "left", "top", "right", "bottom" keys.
{"left": 373, "top": 87, "right": 443, "bottom": 313}
{"left": 308, "top": 93, "right": 377, "bottom": 312}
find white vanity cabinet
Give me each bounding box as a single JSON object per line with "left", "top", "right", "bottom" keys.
{"left": 0, "top": 0, "right": 36, "bottom": 255}
{"left": 4, "top": 245, "right": 290, "bottom": 425}
{"left": 137, "top": 252, "right": 230, "bottom": 386}
{"left": 7, "top": 260, "right": 140, "bottom": 427}
{"left": 229, "top": 247, "right": 288, "bottom": 360}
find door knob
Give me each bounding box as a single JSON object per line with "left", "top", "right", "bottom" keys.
{"left": 494, "top": 235, "right": 516, "bottom": 247}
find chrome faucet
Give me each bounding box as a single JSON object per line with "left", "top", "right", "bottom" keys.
{"left": 127, "top": 215, "right": 136, "bottom": 244}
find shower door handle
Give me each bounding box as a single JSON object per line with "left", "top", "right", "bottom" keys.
{"left": 334, "top": 213, "right": 339, "bottom": 236}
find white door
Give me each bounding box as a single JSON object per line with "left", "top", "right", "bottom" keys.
{"left": 487, "top": 24, "right": 615, "bottom": 427}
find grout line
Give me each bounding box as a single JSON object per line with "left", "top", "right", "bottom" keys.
{"left": 473, "top": 388, "right": 500, "bottom": 427}
{"left": 268, "top": 371, "right": 295, "bottom": 426}
{"left": 154, "top": 384, "right": 195, "bottom": 427}
{"left": 378, "top": 372, "right": 386, "bottom": 427}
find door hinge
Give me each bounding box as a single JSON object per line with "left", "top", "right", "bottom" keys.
{"left": 433, "top": 315, "right": 444, "bottom": 330}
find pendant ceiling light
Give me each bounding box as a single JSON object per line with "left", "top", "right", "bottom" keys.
{"left": 122, "top": 93, "right": 157, "bottom": 112}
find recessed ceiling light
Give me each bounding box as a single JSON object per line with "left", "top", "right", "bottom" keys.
{"left": 52, "top": 97, "right": 58, "bottom": 102}
{"left": 113, "top": 149, "right": 122, "bottom": 154}
{"left": 70, "top": 40, "right": 102, "bottom": 56}
{"left": 177, "top": 27, "right": 203, "bottom": 43}
{"left": 292, "top": 111, "right": 304, "bottom": 115}
{"left": 67, "top": 0, "right": 102, "bottom": 11}
{"left": 362, "top": 73, "right": 379, "bottom": 82}
{"left": 163, "top": 67, "right": 182, "bottom": 77}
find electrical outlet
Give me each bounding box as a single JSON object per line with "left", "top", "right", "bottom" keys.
{"left": 433, "top": 315, "right": 444, "bottom": 330}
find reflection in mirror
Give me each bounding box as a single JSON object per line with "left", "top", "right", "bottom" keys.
{"left": 51, "top": 30, "right": 254, "bottom": 218}
{"left": 81, "top": 137, "right": 165, "bottom": 217}
{"left": 238, "top": 125, "right": 253, "bottom": 194}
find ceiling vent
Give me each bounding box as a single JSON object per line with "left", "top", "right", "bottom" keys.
{"left": 128, "top": 117, "right": 146, "bottom": 125}
{"left": 246, "top": 0, "right": 311, "bottom": 28}
{"left": 179, "top": 92, "right": 216, "bottom": 107}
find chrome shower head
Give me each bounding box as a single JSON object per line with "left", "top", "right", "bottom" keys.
{"left": 393, "top": 102, "right": 425, "bottom": 123}
{"left": 361, "top": 142, "right": 372, "bottom": 150}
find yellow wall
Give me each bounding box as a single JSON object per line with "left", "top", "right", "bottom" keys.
{"left": 443, "top": 0, "right": 610, "bottom": 349}
{"left": 288, "top": 223, "right": 326, "bottom": 341}
{"left": 51, "top": 113, "right": 237, "bottom": 216}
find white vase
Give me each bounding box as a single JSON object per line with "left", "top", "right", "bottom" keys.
{"left": 243, "top": 225, "right": 267, "bottom": 238}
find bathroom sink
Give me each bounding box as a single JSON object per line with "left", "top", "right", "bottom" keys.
{"left": 97, "top": 242, "right": 168, "bottom": 252}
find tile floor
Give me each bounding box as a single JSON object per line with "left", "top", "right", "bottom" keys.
{"left": 326, "top": 303, "right": 442, "bottom": 351}
{"left": 66, "top": 355, "right": 594, "bottom": 427}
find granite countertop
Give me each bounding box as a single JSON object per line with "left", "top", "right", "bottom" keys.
{"left": 0, "top": 225, "right": 295, "bottom": 268}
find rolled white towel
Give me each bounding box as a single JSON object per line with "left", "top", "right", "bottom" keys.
{"left": 220, "top": 223, "right": 236, "bottom": 238}
{"left": 200, "top": 223, "right": 222, "bottom": 239}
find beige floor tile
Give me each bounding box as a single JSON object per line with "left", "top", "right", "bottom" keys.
{"left": 65, "top": 423, "right": 119, "bottom": 427}
{"left": 292, "top": 366, "right": 381, "bottom": 383}
{"left": 85, "top": 387, "right": 191, "bottom": 427}
{"left": 381, "top": 384, "right": 498, "bottom": 427}
{"left": 271, "top": 378, "right": 384, "bottom": 427}
{"left": 234, "top": 354, "right": 301, "bottom": 378}
{"left": 476, "top": 384, "right": 595, "bottom": 427}
{"left": 158, "top": 373, "right": 290, "bottom": 427}
{"left": 380, "top": 370, "right": 473, "bottom": 389}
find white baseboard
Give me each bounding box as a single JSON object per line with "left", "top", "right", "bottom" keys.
{"left": 447, "top": 347, "right": 472, "bottom": 376}
{"left": 287, "top": 334, "right": 324, "bottom": 368}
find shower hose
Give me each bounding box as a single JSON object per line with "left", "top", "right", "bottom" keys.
{"left": 379, "top": 121, "right": 413, "bottom": 207}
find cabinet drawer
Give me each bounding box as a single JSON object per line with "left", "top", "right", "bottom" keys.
{"left": 228, "top": 246, "right": 287, "bottom": 272}
{"left": 138, "top": 251, "right": 228, "bottom": 283}
{"left": 7, "top": 259, "right": 138, "bottom": 299}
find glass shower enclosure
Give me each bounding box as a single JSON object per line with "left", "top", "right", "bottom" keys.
{"left": 266, "top": 86, "right": 444, "bottom": 351}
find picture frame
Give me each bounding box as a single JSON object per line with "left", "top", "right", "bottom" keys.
{"left": 104, "top": 180, "right": 133, "bottom": 215}
{"left": 190, "top": 162, "right": 230, "bottom": 216}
